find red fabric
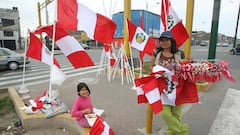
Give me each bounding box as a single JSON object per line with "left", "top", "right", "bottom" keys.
{"left": 89, "top": 116, "right": 114, "bottom": 135}
{"left": 127, "top": 19, "right": 156, "bottom": 56}
{"left": 219, "top": 61, "right": 236, "bottom": 83}
{"left": 175, "top": 78, "right": 199, "bottom": 105}
{"left": 27, "top": 33, "right": 60, "bottom": 68}
{"left": 94, "top": 14, "right": 116, "bottom": 43}
{"left": 57, "top": 0, "right": 78, "bottom": 30}
{"left": 142, "top": 79, "right": 162, "bottom": 114}
{"left": 161, "top": 0, "right": 189, "bottom": 48}
{"left": 34, "top": 24, "right": 95, "bottom": 69}
{"left": 57, "top": 0, "right": 116, "bottom": 44}
{"left": 104, "top": 44, "right": 116, "bottom": 66}
{"left": 170, "top": 22, "right": 190, "bottom": 48}
{"left": 161, "top": 0, "right": 170, "bottom": 30}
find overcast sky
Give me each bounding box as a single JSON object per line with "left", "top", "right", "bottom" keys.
{"left": 1, "top": 0, "right": 239, "bottom": 38}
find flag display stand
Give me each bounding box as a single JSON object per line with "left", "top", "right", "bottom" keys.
{"left": 112, "top": 45, "right": 135, "bottom": 85}
{"left": 96, "top": 44, "right": 116, "bottom": 82}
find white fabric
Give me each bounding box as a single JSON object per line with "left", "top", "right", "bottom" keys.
{"left": 56, "top": 35, "right": 84, "bottom": 56}
{"left": 145, "top": 87, "right": 161, "bottom": 104}
{"left": 41, "top": 44, "right": 52, "bottom": 65}
{"left": 131, "top": 27, "right": 149, "bottom": 51}
{"left": 77, "top": 3, "right": 97, "bottom": 39}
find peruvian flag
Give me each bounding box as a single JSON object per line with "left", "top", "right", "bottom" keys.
{"left": 153, "top": 65, "right": 199, "bottom": 106}
{"left": 89, "top": 115, "right": 114, "bottom": 135}
{"left": 57, "top": 0, "right": 116, "bottom": 44}
{"left": 27, "top": 32, "right": 60, "bottom": 68}
{"left": 161, "top": 0, "right": 189, "bottom": 48}
{"left": 104, "top": 44, "right": 116, "bottom": 66}
{"left": 34, "top": 24, "right": 95, "bottom": 69}
{"left": 141, "top": 79, "right": 162, "bottom": 114}
{"left": 27, "top": 32, "right": 66, "bottom": 85}
{"left": 126, "top": 19, "right": 155, "bottom": 56}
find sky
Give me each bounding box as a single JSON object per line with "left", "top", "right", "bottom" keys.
{"left": 1, "top": 0, "right": 240, "bottom": 38}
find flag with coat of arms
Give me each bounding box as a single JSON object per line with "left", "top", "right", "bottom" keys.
{"left": 126, "top": 19, "right": 156, "bottom": 56}
{"left": 161, "top": 0, "right": 189, "bottom": 48}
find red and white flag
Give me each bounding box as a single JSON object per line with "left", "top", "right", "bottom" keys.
{"left": 27, "top": 32, "right": 66, "bottom": 85}
{"left": 34, "top": 24, "right": 95, "bottom": 69}
{"left": 89, "top": 116, "right": 114, "bottom": 135}
{"left": 161, "top": 0, "right": 189, "bottom": 48}
{"left": 27, "top": 32, "right": 60, "bottom": 68}
{"left": 126, "top": 19, "right": 155, "bottom": 56}
{"left": 104, "top": 44, "right": 116, "bottom": 66}
{"left": 142, "top": 79, "right": 162, "bottom": 114}
{"left": 57, "top": 0, "right": 116, "bottom": 44}
{"left": 152, "top": 65, "right": 198, "bottom": 106}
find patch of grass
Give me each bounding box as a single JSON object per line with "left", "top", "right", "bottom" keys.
{"left": 0, "top": 96, "right": 16, "bottom": 115}
{"left": 135, "top": 61, "right": 151, "bottom": 75}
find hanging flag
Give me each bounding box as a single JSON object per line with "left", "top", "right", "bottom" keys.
{"left": 104, "top": 44, "right": 116, "bottom": 66}
{"left": 141, "top": 79, "right": 162, "bottom": 114}
{"left": 27, "top": 33, "right": 60, "bottom": 68}
{"left": 89, "top": 115, "right": 114, "bottom": 135}
{"left": 34, "top": 24, "right": 95, "bottom": 69}
{"left": 126, "top": 19, "right": 155, "bottom": 56}
{"left": 134, "top": 76, "right": 153, "bottom": 104}
{"left": 161, "top": 0, "right": 189, "bottom": 48}
{"left": 27, "top": 32, "right": 66, "bottom": 85}
{"left": 57, "top": 0, "right": 116, "bottom": 44}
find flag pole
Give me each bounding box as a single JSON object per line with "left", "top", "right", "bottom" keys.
{"left": 48, "top": 0, "right": 58, "bottom": 103}
{"left": 18, "top": 30, "right": 30, "bottom": 96}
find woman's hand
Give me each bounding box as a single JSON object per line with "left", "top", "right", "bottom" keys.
{"left": 82, "top": 109, "right": 91, "bottom": 114}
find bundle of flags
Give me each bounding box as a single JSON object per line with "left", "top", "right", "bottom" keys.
{"left": 134, "top": 60, "right": 236, "bottom": 114}
{"left": 89, "top": 115, "right": 115, "bottom": 135}
{"left": 134, "top": 65, "right": 199, "bottom": 114}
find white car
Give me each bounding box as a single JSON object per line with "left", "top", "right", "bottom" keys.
{"left": 0, "top": 48, "right": 30, "bottom": 70}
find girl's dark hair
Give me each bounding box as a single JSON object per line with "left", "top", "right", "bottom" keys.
{"left": 156, "top": 38, "right": 179, "bottom": 54}
{"left": 77, "top": 82, "right": 91, "bottom": 96}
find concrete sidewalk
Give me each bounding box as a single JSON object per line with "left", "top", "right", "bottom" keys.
{"left": 208, "top": 88, "right": 240, "bottom": 135}
{"left": 8, "top": 69, "right": 240, "bottom": 135}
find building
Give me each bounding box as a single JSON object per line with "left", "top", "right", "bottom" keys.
{"left": 0, "top": 7, "right": 22, "bottom": 50}
{"left": 112, "top": 10, "right": 161, "bottom": 48}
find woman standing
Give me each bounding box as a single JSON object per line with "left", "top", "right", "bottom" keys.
{"left": 150, "top": 31, "right": 188, "bottom": 135}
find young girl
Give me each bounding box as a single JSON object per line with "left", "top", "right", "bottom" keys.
{"left": 71, "top": 82, "right": 93, "bottom": 128}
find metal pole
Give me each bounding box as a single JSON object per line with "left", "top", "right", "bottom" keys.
{"left": 233, "top": 2, "right": 240, "bottom": 48}
{"left": 145, "top": 104, "right": 153, "bottom": 133}
{"left": 37, "top": 2, "right": 43, "bottom": 40}
{"left": 208, "top": 0, "right": 221, "bottom": 60}
{"left": 124, "top": 0, "right": 131, "bottom": 57}
{"left": 184, "top": 0, "right": 194, "bottom": 59}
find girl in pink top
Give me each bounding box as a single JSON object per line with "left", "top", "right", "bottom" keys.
{"left": 71, "top": 82, "right": 93, "bottom": 127}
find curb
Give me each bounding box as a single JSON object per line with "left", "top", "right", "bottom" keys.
{"left": 196, "top": 82, "right": 213, "bottom": 92}
{"left": 7, "top": 87, "right": 89, "bottom": 135}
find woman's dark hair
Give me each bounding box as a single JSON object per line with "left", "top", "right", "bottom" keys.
{"left": 159, "top": 38, "right": 178, "bottom": 53}
{"left": 154, "top": 38, "right": 179, "bottom": 57}
{"left": 77, "top": 82, "right": 91, "bottom": 96}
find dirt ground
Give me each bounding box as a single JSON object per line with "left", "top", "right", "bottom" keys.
{"left": 0, "top": 94, "right": 27, "bottom": 135}
{"left": 0, "top": 94, "right": 79, "bottom": 135}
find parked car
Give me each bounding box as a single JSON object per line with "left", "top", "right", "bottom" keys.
{"left": 0, "top": 48, "right": 30, "bottom": 70}
{"left": 229, "top": 46, "right": 240, "bottom": 55}
{"left": 200, "top": 40, "right": 209, "bottom": 46}
{"left": 221, "top": 43, "right": 229, "bottom": 47}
